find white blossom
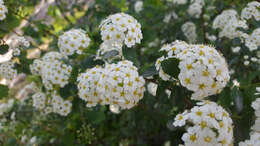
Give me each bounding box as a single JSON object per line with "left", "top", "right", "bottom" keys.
{"left": 213, "top": 9, "right": 248, "bottom": 39}
{"left": 99, "top": 13, "right": 143, "bottom": 48}
{"left": 30, "top": 52, "right": 72, "bottom": 90}
{"left": 0, "top": 61, "right": 17, "bottom": 80}
{"left": 78, "top": 60, "right": 145, "bottom": 109}
{"left": 58, "top": 28, "right": 91, "bottom": 56}
{"left": 134, "top": 1, "right": 143, "bottom": 13}
{"left": 181, "top": 22, "right": 197, "bottom": 43}
{"left": 241, "top": 1, "right": 260, "bottom": 21}
{"left": 173, "top": 101, "right": 234, "bottom": 146}
{"left": 0, "top": 1, "right": 7, "bottom": 21}
{"left": 156, "top": 41, "right": 230, "bottom": 100}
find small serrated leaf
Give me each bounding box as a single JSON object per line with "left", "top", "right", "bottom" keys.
{"left": 0, "top": 85, "right": 9, "bottom": 98}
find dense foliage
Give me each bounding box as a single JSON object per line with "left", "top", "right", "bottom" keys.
{"left": 0, "top": 0, "right": 259, "bottom": 145}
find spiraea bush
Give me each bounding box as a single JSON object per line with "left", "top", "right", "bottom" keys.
{"left": 0, "top": 0, "right": 259, "bottom": 145}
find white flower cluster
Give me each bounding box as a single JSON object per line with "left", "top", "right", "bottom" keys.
{"left": 0, "top": 0, "right": 7, "bottom": 21}
{"left": 77, "top": 60, "right": 145, "bottom": 109}
{"left": 30, "top": 52, "right": 72, "bottom": 90}
{"left": 244, "top": 28, "right": 260, "bottom": 51}
{"left": 243, "top": 54, "right": 260, "bottom": 66}
{"left": 181, "top": 22, "right": 197, "bottom": 43}
{"left": 0, "top": 61, "right": 17, "bottom": 80}
{"left": 0, "top": 99, "right": 14, "bottom": 116}
{"left": 239, "top": 98, "right": 260, "bottom": 146}
{"left": 134, "top": 1, "right": 143, "bottom": 13}
{"left": 241, "top": 1, "right": 260, "bottom": 21}
{"left": 77, "top": 66, "right": 103, "bottom": 107}
{"left": 32, "top": 91, "right": 72, "bottom": 116}
{"left": 156, "top": 40, "right": 230, "bottom": 100}
{"left": 12, "top": 36, "right": 30, "bottom": 56}
{"left": 205, "top": 33, "right": 217, "bottom": 42}
{"left": 231, "top": 46, "right": 241, "bottom": 53}
{"left": 58, "top": 29, "right": 91, "bottom": 56}
{"left": 213, "top": 9, "right": 248, "bottom": 39}
{"left": 32, "top": 92, "right": 46, "bottom": 110}
{"left": 173, "top": 101, "right": 234, "bottom": 146}
{"left": 188, "top": 0, "right": 205, "bottom": 18}
{"left": 13, "top": 36, "right": 30, "bottom": 48}
{"left": 163, "top": 11, "right": 178, "bottom": 23}
{"left": 100, "top": 13, "right": 143, "bottom": 48}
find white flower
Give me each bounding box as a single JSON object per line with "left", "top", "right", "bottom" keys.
{"left": 0, "top": 2, "right": 8, "bottom": 21}
{"left": 134, "top": 1, "right": 143, "bottom": 13}
{"left": 156, "top": 41, "right": 230, "bottom": 100}
{"left": 77, "top": 60, "right": 145, "bottom": 109}
{"left": 245, "top": 28, "right": 260, "bottom": 51}
{"left": 244, "top": 60, "right": 250, "bottom": 66}
{"left": 98, "top": 60, "right": 146, "bottom": 109}
{"left": 100, "top": 13, "right": 143, "bottom": 48}
{"left": 0, "top": 99, "right": 14, "bottom": 116}
{"left": 213, "top": 9, "right": 248, "bottom": 39}
{"left": 13, "top": 48, "right": 21, "bottom": 56}
{"left": 232, "top": 46, "right": 241, "bottom": 53}
{"left": 30, "top": 52, "right": 72, "bottom": 90}
{"left": 30, "top": 136, "right": 37, "bottom": 144}
{"left": 147, "top": 82, "right": 158, "bottom": 96}
{"left": 174, "top": 101, "right": 234, "bottom": 146}
{"left": 241, "top": 1, "right": 260, "bottom": 21}
{"left": 256, "top": 87, "right": 260, "bottom": 95}
{"left": 32, "top": 91, "right": 72, "bottom": 116}
{"left": 181, "top": 22, "right": 197, "bottom": 43}
{"left": 206, "top": 33, "right": 217, "bottom": 42}
{"left": 188, "top": 3, "right": 203, "bottom": 18}
{"left": 173, "top": 111, "right": 188, "bottom": 127}
{"left": 32, "top": 92, "right": 46, "bottom": 110}
{"left": 77, "top": 66, "right": 104, "bottom": 107}
{"left": 58, "top": 28, "right": 91, "bottom": 56}
{"left": 0, "top": 61, "right": 17, "bottom": 80}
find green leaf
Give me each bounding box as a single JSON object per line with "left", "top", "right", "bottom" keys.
{"left": 62, "top": 132, "right": 75, "bottom": 146}
{"left": 103, "top": 50, "right": 119, "bottom": 59}
{"left": 161, "top": 58, "right": 180, "bottom": 79}
{"left": 0, "top": 85, "right": 9, "bottom": 98}
{"left": 86, "top": 106, "right": 106, "bottom": 124}
{"left": 0, "top": 44, "right": 9, "bottom": 54}
{"left": 80, "top": 55, "right": 104, "bottom": 70}
{"left": 60, "top": 83, "right": 77, "bottom": 99}
{"left": 142, "top": 65, "right": 158, "bottom": 77}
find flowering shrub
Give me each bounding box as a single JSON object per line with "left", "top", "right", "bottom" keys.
{"left": 0, "top": 0, "right": 259, "bottom": 145}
